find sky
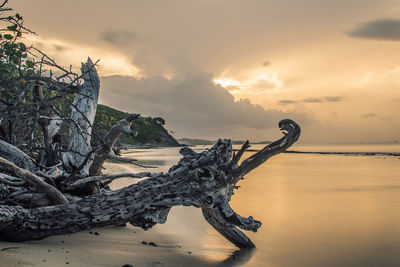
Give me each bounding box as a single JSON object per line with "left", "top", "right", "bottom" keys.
{"left": 10, "top": 0, "right": 400, "bottom": 143}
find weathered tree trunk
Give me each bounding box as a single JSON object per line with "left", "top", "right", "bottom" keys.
{"left": 0, "top": 140, "right": 37, "bottom": 172}
{"left": 89, "top": 113, "right": 139, "bottom": 176}
{"left": 0, "top": 120, "right": 301, "bottom": 248}
{"left": 62, "top": 58, "right": 100, "bottom": 175}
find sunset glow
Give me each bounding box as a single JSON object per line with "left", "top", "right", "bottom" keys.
{"left": 11, "top": 0, "right": 400, "bottom": 143}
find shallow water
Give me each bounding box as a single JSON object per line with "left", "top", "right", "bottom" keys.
{"left": 113, "top": 144, "right": 400, "bottom": 267}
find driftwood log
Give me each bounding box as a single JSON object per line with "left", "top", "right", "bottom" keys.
{"left": 0, "top": 59, "right": 301, "bottom": 248}
{"left": 0, "top": 119, "right": 300, "bottom": 247}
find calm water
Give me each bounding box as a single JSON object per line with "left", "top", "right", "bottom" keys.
{"left": 114, "top": 144, "right": 400, "bottom": 267}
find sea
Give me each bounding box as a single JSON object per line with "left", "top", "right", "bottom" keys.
{"left": 112, "top": 143, "right": 400, "bottom": 267}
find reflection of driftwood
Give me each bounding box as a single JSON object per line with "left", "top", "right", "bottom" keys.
{"left": 218, "top": 248, "right": 255, "bottom": 267}
{"left": 0, "top": 120, "right": 300, "bottom": 248}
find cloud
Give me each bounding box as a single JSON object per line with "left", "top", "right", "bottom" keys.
{"left": 324, "top": 96, "right": 343, "bottom": 102}
{"left": 249, "top": 79, "right": 279, "bottom": 92}
{"left": 99, "top": 72, "right": 308, "bottom": 139}
{"left": 347, "top": 18, "right": 400, "bottom": 41}
{"left": 303, "top": 96, "right": 344, "bottom": 103}
{"left": 362, "top": 113, "right": 377, "bottom": 118}
{"left": 101, "top": 30, "right": 138, "bottom": 45}
{"left": 279, "top": 100, "right": 297, "bottom": 105}
{"left": 278, "top": 96, "right": 344, "bottom": 105}
{"left": 303, "top": 97, "right": 323, "bottom": 103}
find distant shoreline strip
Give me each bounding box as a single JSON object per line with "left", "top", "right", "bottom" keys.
{"left": 231, "top": 149, "right": 400, "bottom": 157}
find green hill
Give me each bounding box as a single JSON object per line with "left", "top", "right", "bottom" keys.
{"left": 93, "top": 104, "right": 179, "bottom": 147}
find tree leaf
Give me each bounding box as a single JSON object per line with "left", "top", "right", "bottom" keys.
{"left": 25, "top": 60, "right": 34, "bottom": 68}
{"left": 7, "top": 25, "right": 18, "bottom": 31}
{"left": 18, "top": 43, "right": 26, "bottom": 52}
{"left": 3, "top": 34, "right": 13, "bottom": 40}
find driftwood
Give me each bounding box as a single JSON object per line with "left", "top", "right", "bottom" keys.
{"left": 89, "top": 113, "right": 140, "bottom": 176}
{"left": 0, "top": 119, "right": 300, "bottom": 247}
{"left": 0, "top": 55, "right": 301, "bottom": 248}
{"left": 62, "top": 58, "right": 100, "bottom": 176}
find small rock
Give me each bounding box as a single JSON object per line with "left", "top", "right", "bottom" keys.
{"left": 43, "top": 259, "right": 46, "bottom": 262}
{"left": 61, "top": 240, "right": 64, "bottom": 243}
{"left": 121, "top": 265, "right": 133, "bottom": 267}
{"left": 141, "top": 241, "right": 148, "bottom": 245}
{"left": 48, "top": 249, "right": 51, "bottom": 252}
{"left": 66, "top": 262, "right": 69, "bottom": 264}
{"left": 94, "top": 232, "right": 100, "bottom": 235}
{"left": 187, "top": 251, "right": 192, "bottom": 254}
{"left": 89, "top": 231, "right": 93, "bottom": 234}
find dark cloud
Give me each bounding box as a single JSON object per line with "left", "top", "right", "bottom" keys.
{"left": 347, "top": 18, "right": 400, "bottom": 41}
{"left": 132, "top": 49, "right": 164, "bottom": 77}
{"left": 362, "top": 113, "right": 377, "bottom": 118}
{"left": 53, "top": 44, "right": 65, "bottom": 52}
{"left": 324, "top": 96, "right": 343, "bottom": 102}
{"left": 303, "top": 97, "right": 323, "bottom": 103}
{"left": 99, "top": 73, "right": 308, "bottom": 139}
{"left": 279, "top": 100, "right": 297, "bottom": 105}
{"left": 101, "top": 30, "right": 138, "bottom": 45}
{"left": 303, "top": 96, "right": 344, "bottom": 103}
{"left": 279, "top": 96, "right": 344, "bottom": 105}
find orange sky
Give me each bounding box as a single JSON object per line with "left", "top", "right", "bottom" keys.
{"left": 11, "top": 0, "right": 400, "bottom": 143}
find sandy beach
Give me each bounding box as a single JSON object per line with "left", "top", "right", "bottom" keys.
{"left": 0, "top": 225, "right": 218, "bottom": 267}
{"left": 0, "top": 162, "right": 219, "bottom": 267}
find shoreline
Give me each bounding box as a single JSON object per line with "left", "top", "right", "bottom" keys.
{"left": 232, "top": 149, "right": 400, "bottom": 157}
{"left": 122, "top": 143, "right": 183, "bottom": 150}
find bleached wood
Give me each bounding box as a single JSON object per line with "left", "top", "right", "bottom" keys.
{"left": 0, "top": 140, "right": 37, "bottom": 172}
{"left": 62, "top": 58, "right": 100, "bottom": 175}
{"left": 0, "top": 157, "right": 68, "bottom": 205}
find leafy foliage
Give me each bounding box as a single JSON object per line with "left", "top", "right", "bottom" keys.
{"left": 93, "top": 104, "right": 178, "bottom": 146}
{"left": 0, "top": 1, "right": 81, "bottom": 162}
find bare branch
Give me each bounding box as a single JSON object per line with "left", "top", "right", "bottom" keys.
{"left": 229, "top": 140, "right": 250, "bottom": 167}
{"left": 0, "top": 157, "right": 68, "bottom": 205}
{"left": 89, "top": 113, "right": 140, "bottom": 176}
{"left": 66, "top": 172, "right": 162, "bottom": 190}
{"left": 232, "top": 119, "right": 301, "bottom": 179}
{"left": 109, "top": 153, "right": 156, "bottom": 169}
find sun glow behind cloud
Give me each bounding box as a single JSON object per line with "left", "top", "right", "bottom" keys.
{"left": 25, "top": 36, "right": 140, "bottom": 77}
{"left": 214, "top": 70, "right": 284, "bottom": 95}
